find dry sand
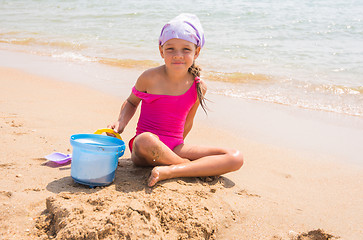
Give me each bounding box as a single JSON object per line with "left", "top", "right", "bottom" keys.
{"left": 1, "top": 63, "right": 362, "bottom": 239}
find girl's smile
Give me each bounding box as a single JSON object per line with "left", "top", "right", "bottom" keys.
{"left": 172, "top": 61, "right": 185, "bottom": 65}
{"left": 159, "top": 38, "right": 200, "bottom": 71}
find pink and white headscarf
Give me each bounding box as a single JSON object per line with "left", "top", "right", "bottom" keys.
{"left": 159, "top": 13, "right": 205, "bottom": 48}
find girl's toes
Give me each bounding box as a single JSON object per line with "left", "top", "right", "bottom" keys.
{"left": 148, "top": 167, "right": 160, "bottom": 187}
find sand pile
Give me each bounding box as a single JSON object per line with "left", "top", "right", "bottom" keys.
{"left": 293, "top": 229, "right": 338, "bottom": 240}
{"left": 32, "top": 159, "right": 340, "bottom": 240}
{"left": 34, "top": 159, "right": 240, "bottom": 239}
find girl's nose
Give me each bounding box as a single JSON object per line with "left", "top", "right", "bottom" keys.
{"left": 173, "top": 51, "right": 183, "bottom": 59}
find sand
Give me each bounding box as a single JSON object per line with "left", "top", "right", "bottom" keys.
{"left": 1, "top": 52, "right": 363, "bottom": 239}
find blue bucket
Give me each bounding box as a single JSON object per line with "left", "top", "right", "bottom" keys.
{"left": 70, "top": 129, "right": 125, "bottom": 187}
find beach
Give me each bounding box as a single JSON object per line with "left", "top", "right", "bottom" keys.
{"left": 1, "top": 49, "right": 362, "bottom": 239}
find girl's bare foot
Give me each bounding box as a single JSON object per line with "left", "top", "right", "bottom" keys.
{"left": 148, "top": 166, "right": 170, "bottom": 187}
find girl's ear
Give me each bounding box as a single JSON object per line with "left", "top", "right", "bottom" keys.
{"left": 159, "top": 45, "right": 164, "bottom": 59}
{"left": 194, "top": 46, "right": 201, "bottom": 59}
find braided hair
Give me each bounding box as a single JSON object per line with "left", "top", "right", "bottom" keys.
{"left": 188, "top": 63, "right": 207, "bottom": 113}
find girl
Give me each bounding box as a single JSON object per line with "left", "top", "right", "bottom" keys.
{"left": 108, "top": 13, "right": 243, "bottom": 187}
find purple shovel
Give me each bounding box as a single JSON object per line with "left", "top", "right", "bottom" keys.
{"left": 45, "top": 152, "right": 72, "bottom": 164}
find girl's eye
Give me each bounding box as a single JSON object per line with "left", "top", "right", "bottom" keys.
{"left": 184, "top": 48, "right": 191, "bottom": 51}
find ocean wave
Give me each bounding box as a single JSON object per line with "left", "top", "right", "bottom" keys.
{"left": 204, "top": 71, "right": 273, "bottom": 83}
{"left": 209, "top": 80, "right": 363, "bottom": 117}
{"left": 96, "top": 57, "right": 159, "bottom": 69}
{"left": 1, "top": 31, "right": 361, "bottom": 118}
{"left": 52, "top": 52, "right": 95, "bottom": 62}
{"left": 0, "top": 33, "right": 86, "bottom": 50}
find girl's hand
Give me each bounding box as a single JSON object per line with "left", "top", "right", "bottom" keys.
{"left": 106, "top": 92, "right": 140, "bottom": 138}
{"left": 107, "top": 121, "right": 124, "bottom": 137}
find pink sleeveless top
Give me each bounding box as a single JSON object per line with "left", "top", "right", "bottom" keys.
{"left": 132, "top": 80, "right": 197, "bottom": 150}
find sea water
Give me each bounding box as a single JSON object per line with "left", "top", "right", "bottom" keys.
{"left": 0, "top": 0, "right": 362, "bottom": 116}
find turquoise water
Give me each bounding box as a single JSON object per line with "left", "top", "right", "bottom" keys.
{"left": 1, "top": 0, "right": 362, "bottom": 116}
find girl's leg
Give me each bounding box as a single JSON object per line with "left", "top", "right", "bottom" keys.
{"left": 131, "top": 132, "right": 190, "bottom": 167}
{"left": 148, "top": 144, "right": 243, "bottom": 187}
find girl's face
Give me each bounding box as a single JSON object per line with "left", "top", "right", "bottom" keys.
{"left": 159, "top": 38, "right": 201, "bottom": 72}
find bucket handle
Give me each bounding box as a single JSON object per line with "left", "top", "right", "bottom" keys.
{"left": 94, "top": 128, "right": 122, "bottom": 140}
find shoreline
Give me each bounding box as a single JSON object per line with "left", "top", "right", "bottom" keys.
{"left": 1, "top": 49, "right": 363, "bottom": 239}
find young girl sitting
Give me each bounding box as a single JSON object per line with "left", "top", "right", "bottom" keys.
{"left": 108, "top": 13, "right": 243, "bottom": 187}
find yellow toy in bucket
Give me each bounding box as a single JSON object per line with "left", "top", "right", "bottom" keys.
{"left": 70, "top": 129, "right": 125, "bottom": 187}
{"left": 94, "top": 128, "right": 122, "bottom": 140}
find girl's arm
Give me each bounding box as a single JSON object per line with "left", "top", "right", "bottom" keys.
{"left": 183, "top": 80, "right": 207, "bottom": 139}
{"left": 110, "top": 93, "right": 141, "bottom": 134}
{"left": 183, "top": 100, "right": 200, "bottom": 139}
{"left": 109, "top": 71, "right": 151, "bottom": 134}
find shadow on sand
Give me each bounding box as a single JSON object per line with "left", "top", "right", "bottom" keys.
{"left": 46, "top": 158, "right": 236, "bottom": 194}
